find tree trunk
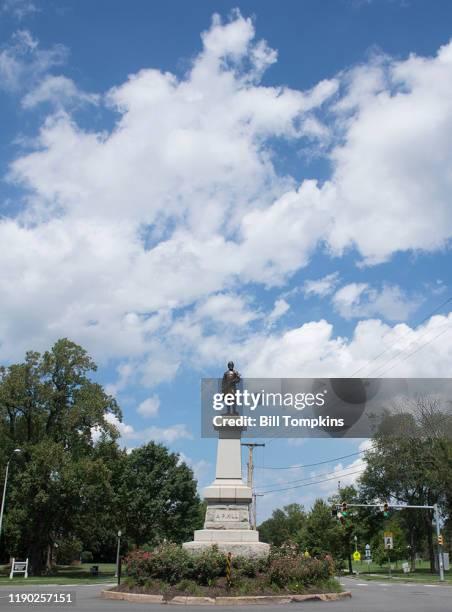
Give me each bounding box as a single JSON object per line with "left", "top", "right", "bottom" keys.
{"left": 27, "top": 542, "right": 46, "bottom": 576}
{"left": 45, "top": 545, "right": 52, "bottom": 572}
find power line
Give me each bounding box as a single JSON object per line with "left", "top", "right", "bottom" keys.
{"left": 250, "top": 293, "right": 452, "bottom": 467}
{"left": 348, "top": 296, "right": 452, "bottom": 379}
{"left": 258, "top": 468, "right": 366, "bottom": 495}
{"left": 255, "top": 449, "right": 366, "bottom": 471}
{"left": 258, "top": 460, "right": 367, "bottom": 490}
{"left": 376, "top": 324, "right": 452, "bottom": 378}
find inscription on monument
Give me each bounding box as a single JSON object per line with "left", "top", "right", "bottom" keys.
{"left": 204, "top": 504, "right": 251, "bottom": 530}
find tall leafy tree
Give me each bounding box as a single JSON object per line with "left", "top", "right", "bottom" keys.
{"left": 297, "top": 498, "right": 344, "bottom": 559}
{"left": 360, "top": 397, "right": 452, "bottom": 572}
{"left": 0, "top": 339, "right": 121, "bottom": 573}
{"left": 117, "top": 442, "right": 203, "bottom": 546}
{"left": 258, "top": 503, "right": 306, "bottom": 546}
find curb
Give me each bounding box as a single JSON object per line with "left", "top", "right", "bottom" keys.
{"left": 101, "top": 589, "right": 352, "bottom": 605}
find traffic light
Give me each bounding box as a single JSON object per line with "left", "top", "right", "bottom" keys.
{"left": 438, "top": 535, "right": 444, "bottom": 546}
{"left": 383, "top": 502, "right": 390, "bottom": 518}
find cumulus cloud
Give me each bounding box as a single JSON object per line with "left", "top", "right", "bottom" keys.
{"left": 332, "top": 282, "right": 421, "bottom": 321}
{"left": 137, "top": 395, "right": 160, "bottom": 418}
{"left": 268, "top": 298, "right": 290, "bottom": 323}
{"left": 326, "top": 43, "right": 452, "bottom": 263}
{"left": 105, "top": 413, "right": 192, "bottom": 447}
{"left": 22, "top": 75, "right": 99, "bottom": 109}
{"left": 0, "top": 30, "right": 66, "bottom": 92}
{"left": 303, "top": 272, "right": 340, "bottom": 298}
{"left": 1, "top": 11, "right": 452, "bottom": 395}
{"left": 240, "top": 313, "right": 452, "bottom": 379}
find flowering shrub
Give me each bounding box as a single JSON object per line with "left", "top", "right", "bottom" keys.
{"left": 268, "top": 541, "right": 300, "bottom": 560}
{"left": 232, "top": 555, "right": 266, "bottom": 578}
{"left": 125, "top": 543, "right": 192, "bottom": 585}
{"left": 191, "top": 546, "right": 227, "bottom": 584}
{"left": 125, "top": 542, "right": 335, "bottom": 590}
{"left": 268, "top": 554, "right": 335, "bottom": 587}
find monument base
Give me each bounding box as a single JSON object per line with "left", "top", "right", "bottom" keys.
{"left": 182, "top": 540, "right": 270, "bottom": 559}
{"left": 183, "top": 528, "right": 270, "bottom": 559}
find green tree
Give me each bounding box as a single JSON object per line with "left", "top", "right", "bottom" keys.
{"left": 328, "top": 484, "right": 362, "bottom": 573}
{"left": 258, "top": 503, "right": 306, "bottom": 546}
{"left": 0, "top": 339, "right": 121, "bottom": 574}
{"left": 117, "top": 442, "right": 203, "bottom": 547}
{"left": 297, "top": 499, "right": 343, "bottom": 558}
{"left": 360, "top": 398, "right": 452, "bottom": 572}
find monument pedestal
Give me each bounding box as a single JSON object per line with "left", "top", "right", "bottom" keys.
{"left": 183, "top": 415, "right": 270, "bottom": 559}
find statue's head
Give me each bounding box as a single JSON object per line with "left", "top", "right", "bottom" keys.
{"left": 227, "top": 361, "right": 234, "bottom": 370}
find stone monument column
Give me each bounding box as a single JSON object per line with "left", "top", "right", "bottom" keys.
{"left": 183, "top": 365, "right": 269, "bottom": 558}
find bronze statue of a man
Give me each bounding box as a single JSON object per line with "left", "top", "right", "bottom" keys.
{"left": 221, "top": 361, "right": 241, "bottom": 414}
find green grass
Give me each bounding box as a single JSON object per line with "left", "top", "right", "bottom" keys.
{"left": 0, "top": 562, "right": 118, "bottom": 585}
{"left": 350, "top": 559, "right": 452, "bottom": 584}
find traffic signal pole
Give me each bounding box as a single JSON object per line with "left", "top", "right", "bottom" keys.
{"left": 433, "top": 504, "right": 445, "bottom": 582}
{"left": 334, "top": 502, "right": 445, "bottom": 582}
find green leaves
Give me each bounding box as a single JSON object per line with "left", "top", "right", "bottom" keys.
{"left": 118, "top": 442, "right": 203, "bottom": 547}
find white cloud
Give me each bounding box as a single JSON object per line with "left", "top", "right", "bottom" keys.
{"left": 303, "top": 272, "right": 340, "bottom": 298}
{"left": 0, "top": 30, "right": 66, "bottom": 92}
{"left": 240, "top": 312, "right": 452, "bottom": 379}
{"left": 137, "top": 395, "right": 160, "bottom": 418}
{"left": 326, "top": 43, "right": 452, "bottom": 263}
{"left": 332, "top": 282, "right": 420, "bottom": 321}
{"left": 104, "top": 413, "right": 192, "bottom": 446}
{"left": 195, "top": 293, "right": 258, "bottom": 327}
{"left": 2, "top": 0, "right": 38, "bottom": 20}
{"left": 22, "top": 75, "right": 99, "bottom": 109}
{"left": 1, "top": 12, "right": 452, "bottom": 397}
{"left": 268, "top": 299, "right": 290, "bottom": 323}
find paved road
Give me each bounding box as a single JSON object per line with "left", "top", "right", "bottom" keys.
{"left": 0, "top": 578, "right": 451, "bottom": 611}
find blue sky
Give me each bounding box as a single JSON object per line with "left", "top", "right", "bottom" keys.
{"left": 1, "top": 0, "right": 452, "bottom": 520}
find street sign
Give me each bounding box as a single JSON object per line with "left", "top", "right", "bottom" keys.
{"left": 365, "top": 544, "right": 371, "bottom": 558}
{"left": 384, "top": 531, "right": 394, "bottom": 550}
{"left": 353, "top": 551, "right": 361, "bottom": 561}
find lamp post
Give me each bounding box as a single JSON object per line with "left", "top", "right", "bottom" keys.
{"left": 0, "top": 449, "right": 22, "bottom": 540}
{"left": 115, "top": 530, "right": 122, "bottom": 582}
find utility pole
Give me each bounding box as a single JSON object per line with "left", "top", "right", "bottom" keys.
{"left": 252, "top": 493, "right": 264, "bottom": 530}
{"left": 241, "top": 443, "right": 265, "bottom": 529}
{"left": 0, "top": 449, "right": 21, "bottom": 540}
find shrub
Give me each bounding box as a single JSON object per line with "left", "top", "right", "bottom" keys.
{"left": 232, "top": 555, "right": 265, "bottom": 578}
{"left": 191, "top": 546, "right": 227, "bottom": 585}
{"left": 268, "top": 554, "right": 335, "bottom": 588}
{"left": 80, "top": 551, "right": 93, "bottom": 563}
{"left": 124, "top": 542, "right": 336, "bottom": 592}
{"left": 125, "top": 543, "right": 192, "bottom": 585}
{"left": 55, "top": 538, "right": 83, "bottom": 565}
{"left": 269, "top": 541, "right": 300, "bottom": 560}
